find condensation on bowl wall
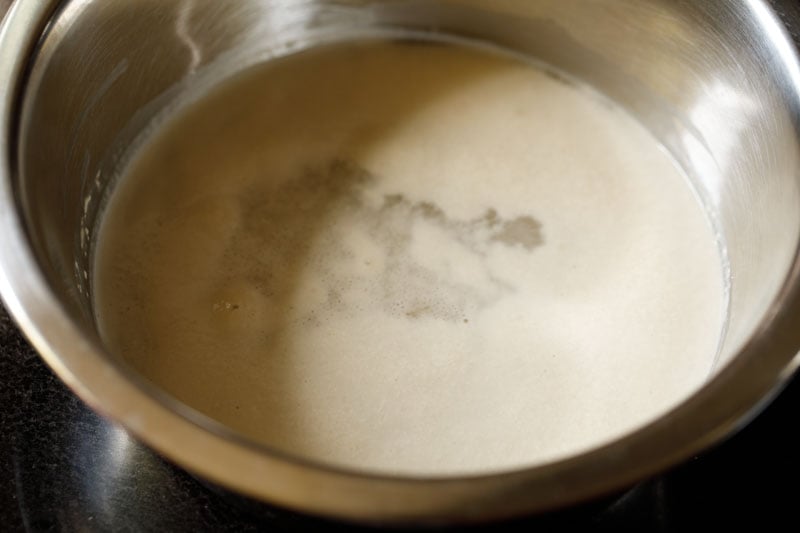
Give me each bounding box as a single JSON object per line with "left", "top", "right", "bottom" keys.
{"left": 1, "top": 0, "right": 800, "bottom": 524}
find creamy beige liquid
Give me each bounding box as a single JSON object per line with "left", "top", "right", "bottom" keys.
{"left": 94, "top": 40, "right": 724, "bottom": 475}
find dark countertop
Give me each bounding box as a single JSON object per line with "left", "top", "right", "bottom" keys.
{"left": 3, "top": 304, "right": 800, "bottom": 533}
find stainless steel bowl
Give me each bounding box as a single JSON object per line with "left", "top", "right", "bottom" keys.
{"left": 2, "top": 0, "right": 800, "bottom": 524}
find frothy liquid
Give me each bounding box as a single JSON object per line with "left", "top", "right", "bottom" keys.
{"left": 94, "top": 40, "right": 723, "bottom": 474}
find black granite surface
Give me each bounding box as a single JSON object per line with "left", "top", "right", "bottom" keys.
{"left": 3, "top": 302, "right": 800, "bottom": 532}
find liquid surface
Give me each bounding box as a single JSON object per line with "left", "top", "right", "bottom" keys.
{"left": 94, "top": 40, "right": 723, "bottom": 475}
